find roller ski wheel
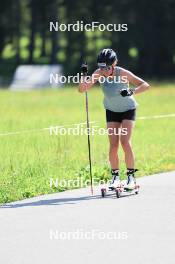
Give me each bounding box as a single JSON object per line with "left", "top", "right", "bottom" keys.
{"left": 115, "top": 188, "right": 122, "bottom": 198}
{"left": 134, "top": 184, "right": 140, "bottom": 195}
{"left": 101, "top": 188, "right": 107, "bottom": 198}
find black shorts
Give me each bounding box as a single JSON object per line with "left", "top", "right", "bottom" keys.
{"left": 106, "top": 108, "right": 136, "bottom": 123}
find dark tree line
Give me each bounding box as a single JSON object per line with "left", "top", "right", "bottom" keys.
{"left": 0, "top": 0, "right": 174, "bottom": 79}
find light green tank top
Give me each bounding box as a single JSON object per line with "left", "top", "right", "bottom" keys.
{"left": 101, "top": 66, "right": 138, "bottom": 112}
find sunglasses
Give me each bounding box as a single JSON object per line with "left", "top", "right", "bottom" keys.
{"left": 98, "top": 63, "right": 111, "bottom": 71}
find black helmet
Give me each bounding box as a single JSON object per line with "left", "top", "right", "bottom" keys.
{"left": 97, "top": 48, "right": 117, "bottom": 67}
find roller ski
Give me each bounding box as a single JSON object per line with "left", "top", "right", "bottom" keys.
{"left": 101, "top": 169, "right": 140, "bottom": 198}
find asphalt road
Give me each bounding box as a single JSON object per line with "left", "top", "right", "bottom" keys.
{"left": 0, "top": 171, "right": 175, "bottom": 264}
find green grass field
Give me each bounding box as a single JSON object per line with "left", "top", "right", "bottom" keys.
{"left": 0, "top": 84, "right": 175, "bottom": 204}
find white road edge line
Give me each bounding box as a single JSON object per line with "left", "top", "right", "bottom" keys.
{"left": 0, "top": 121, "right": 96, "bottom": 136}
{"left": 0, "top": 113, "right": 175, "bottom": 136}
{"left": 138, "top": 113, "right": 175, "bottom": 120}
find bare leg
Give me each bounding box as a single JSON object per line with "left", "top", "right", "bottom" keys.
{"left": 107, "top": 122, "right": 121, "bottom": 169}
{"left": 120, "top": 120, "right": 135, "bottom": 169}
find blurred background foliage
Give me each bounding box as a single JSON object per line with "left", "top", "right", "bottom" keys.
{"left": 0, "top": 0, "right": 175, "bottom": 83}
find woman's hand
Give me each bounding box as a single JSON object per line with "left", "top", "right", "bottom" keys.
{"left": 79, "top": 80, "right": 88, "bottom": 93}
{"left": 120, "top": 88, "right": 134, "bottom": 97}
{"left": 78, "top": 69, "right": 100, "bottom": 93}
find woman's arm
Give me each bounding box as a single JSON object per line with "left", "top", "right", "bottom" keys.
{"left": 121, "top": 68, "right": 150, "bottom": 94}
{"left": 78, "top": 70, "right": 100, "bottom": 93}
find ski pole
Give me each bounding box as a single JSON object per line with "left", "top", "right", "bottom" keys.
{"left": 81, "top": 62, "right": 93, "bottom": 195}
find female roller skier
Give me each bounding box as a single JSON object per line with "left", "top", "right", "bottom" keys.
{"left": 79, "top": 48, "right": 149, "bottom": 189}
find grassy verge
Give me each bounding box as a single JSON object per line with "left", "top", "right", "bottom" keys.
{"left": 0, "top": 84, "right": 175, "bottom": 203}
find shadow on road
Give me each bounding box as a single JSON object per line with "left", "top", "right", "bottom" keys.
{"left": 0, "top": 194, "right": 107, "bottom": 209}
{"left": 0, "top": 189, "right": 134, "bottom": 209}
